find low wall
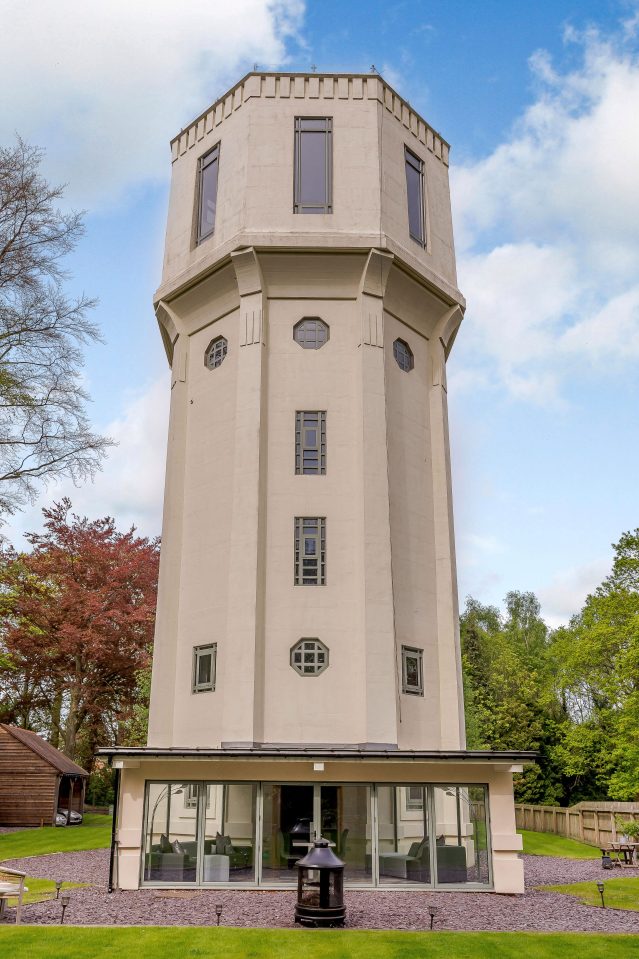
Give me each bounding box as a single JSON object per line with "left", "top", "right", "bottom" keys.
{"left": 515, "top": 802, "right": 639, "bottom": 846}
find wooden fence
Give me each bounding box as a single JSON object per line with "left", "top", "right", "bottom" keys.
{"left": 515, "top": 802, "right": 639, "bottom": 847}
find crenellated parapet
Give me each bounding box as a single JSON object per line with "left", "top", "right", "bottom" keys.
{"left": 171, "top": 72, "right": 450, "bottom": 167}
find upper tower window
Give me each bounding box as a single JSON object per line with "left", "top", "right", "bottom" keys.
{"left": 192, "top": 644, "right": 216, "bottom": 693}
{"left": 393, "top": 338, "right": 414, "bottom": 372}
{"left": 205, "top": 335, "right": 228, "bottom": 370}
{"left": 294, "top": 117, "right": 332, "bottom": 214}
{"left": 404, "top": 147, "right": 425, "bottom": 246}
{"left": 295, "top": 411, "right": 327, "bottom": 475}
{"left": 197, "top": 144, "right": 220, "bottom": 243}
{"left": 293, "top": 317, "right": 329, "bottom": 350}
{"left": 294, "top": 517, "right": 326, "bottom": 585}
{"left": 402, "top": 645, "right": 423, "bottom": 696}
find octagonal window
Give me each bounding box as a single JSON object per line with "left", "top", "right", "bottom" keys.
{"left": 205, "top": 335, "right": 228, "bottom": 370}
{"left": 290, "top": 638, "right": 329, "bottom": 676}
{"left": 393, "top": 338, "right": 413, "bottom": 372}
{"left": 293, "top": 317, "right": 329, "bottom": 350}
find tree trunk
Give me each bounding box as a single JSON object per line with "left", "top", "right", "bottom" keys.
{"left": 63, "top": 654, "right": 82, "bottom": 760}
{"left": 49, "top": 688, "right": 63, "bottom": 748}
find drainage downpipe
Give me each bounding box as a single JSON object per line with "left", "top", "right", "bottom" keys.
{"left": 107, "top": 764, "right": 121, "bottom": 894}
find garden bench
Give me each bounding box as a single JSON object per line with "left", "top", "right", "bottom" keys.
{"left": 0, "top": 866, "right": 28, "bottom": 924}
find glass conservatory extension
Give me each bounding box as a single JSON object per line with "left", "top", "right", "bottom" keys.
{"left": 141, "top": 781, "right": 491, "bottom": 888}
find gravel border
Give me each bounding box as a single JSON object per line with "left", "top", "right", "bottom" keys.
{"left": 2, "top": 849, "right": 639, "bottom": 932}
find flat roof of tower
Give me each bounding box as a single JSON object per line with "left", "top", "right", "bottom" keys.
{"left": 97, "top": 745, "right": 536, "bottom": 764}
{"left": 171, "top": 71, "right": 451, "bottom": 167}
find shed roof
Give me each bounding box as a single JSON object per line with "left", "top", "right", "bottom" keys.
{"left": 1, "top": 724, "right": 88, "bottom": 777}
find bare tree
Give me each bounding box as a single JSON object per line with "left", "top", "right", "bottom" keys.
{"left": 0, "top": 137, "right": 112, "bottom": 518}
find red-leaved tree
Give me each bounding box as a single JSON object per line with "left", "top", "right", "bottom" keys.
{"left": 0, "top": 499, "right": 159, "bottom": 767}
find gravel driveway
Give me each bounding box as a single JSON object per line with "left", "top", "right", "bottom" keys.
{"left": 3, "top": 848, "right": 639, "bottom": 933}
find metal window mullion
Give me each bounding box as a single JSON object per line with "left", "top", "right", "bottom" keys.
{"left": 326, "top": 122, "right": 332, "bottom": 212}
{"left": 427, "top": 785, "right": 437, "bottom": 888}
{"left": 195, "top": 782, "right": 206, "bottom": 885}
{"left": 256, "top": 782, "right": 263, "bottom": 885}
{"left": 371, "top": 784, "right": 380, "bottom": 886}
{"left": 419, "top": 161, "right": 425, "bottom": 244}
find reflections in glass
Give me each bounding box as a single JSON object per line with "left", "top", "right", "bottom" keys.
{"left": 262, "top": 784, "right": 314, "bottom": 883}
{"left": 198, "top": 148, "right": 219, "bottom": 241}
{"left": 320, "top": 785, "right": 372, "bottom": 884}
{"left": 433, "top": 785, "right": 490, "bottom": 884}
{"left": 202, "top": 783, "right": 256, "bottom": 883}
{"left": 143, "top": 782, "right": 198, "bottom": 883}
{"left": 377, "top": 785, "right": 430, "bottom": 885}
{"left": 405, "top": 148, "right": 424, "bottom": 244}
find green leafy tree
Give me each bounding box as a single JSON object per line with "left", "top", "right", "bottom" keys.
{"left": 552, "top": 529, "right": 639, "bottom": 800}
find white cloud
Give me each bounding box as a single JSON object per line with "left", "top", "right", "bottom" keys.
{"left": 0, "top": 0, "right": 304, "bottom": 207}
{"left": 451, "top": 23, "right": 639, "bottom": 402}
{"left": 537, "top": 557, "right": 610, "bottom": 628}
{"left": 4, "top": 376, "right": 170, "bottom": 547}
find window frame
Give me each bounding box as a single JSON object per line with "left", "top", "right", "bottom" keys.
{"left": 196, "top": 143, "right": 220, "bottom": 245}
{"left": 393, "top": 338, "right": 414, "bottom": 372}
{"left": 204, "top": 335, "right": 228, "bottom": 370}
{"left": 290, "top": 638, "right": 329, "bottom": 677}
{"left": 293, "top": 317, "right": 330, "bottom": 350}
{"left": 295, "top": 411, "right": 327, "bottom": 475}
{"left": 401, "top": 645, "right": 424, "bottom": 696}
{"left": 294, "top": 117, "right": 333, "bottom": 214}
{"left": 192, "top": 643, "right": 217, "bottom": 694}
{"left": 294, "top": 516, "right": 326, "bottom": 585}
{"left": 404, "top": 146, "right": 426, "bottom": 247}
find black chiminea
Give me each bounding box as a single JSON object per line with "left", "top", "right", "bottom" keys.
{"left": 295, "top": 838, "right": 345, "bottom": 927}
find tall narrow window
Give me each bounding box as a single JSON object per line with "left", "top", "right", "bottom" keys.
{"left": 295, "top": 411, "right": 326, "bottom": 475}
{"left": 402, "top": 645, "right": 423, "bottom": 695}
{"left": 294, "top": 517, "right": 326, "bottom": 585}
{"left": 294, "top": 118, "right": 332, "bottom": 214}
{"left": 404, "top": 147, "right": 425, "bottom": 245}
{"left": 197, "top": 144, "right": 220, "bottom": 243}
{"left": 192, "top": 644, "right": 216, "bottom": 693}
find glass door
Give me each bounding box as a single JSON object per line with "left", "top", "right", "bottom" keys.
{"left": 319, "top": 784, "right": 372, "bottom": 884}
{"left": 262, "top": 784, "right": 314, "bottom": 883}
{"left": 376, "top": 785, "right": 431, "bottom": 885}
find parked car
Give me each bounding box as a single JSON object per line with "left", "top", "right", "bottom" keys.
{"left": 55, "top": 809, "right": 83, "bottom": 826}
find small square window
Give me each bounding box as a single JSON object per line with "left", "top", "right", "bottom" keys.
{"left": 402, "top": 645, "right": 423, "bottom": 696}
{"left": 193, "top": 644, "right": 216, "bottom": 693}
{"left": 406, "top": 785, "right": 424, "bottom": 810}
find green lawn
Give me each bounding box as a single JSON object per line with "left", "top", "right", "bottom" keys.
{"left": 0, "top": 929, "right": 638, "bottom": 959}
{"left": 0, "top": 814, "right": 111, "bottom": 861}
{"left": 519, "top": 829, "right": 600, "bottom": 859}
{"left": 542, "top": 876, "right": 639, "bottom": 912}
{"left": 7, "top": 877, "right": 86, "bottom": 906}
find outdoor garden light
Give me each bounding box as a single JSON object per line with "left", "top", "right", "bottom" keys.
{"left": 428, "top": 904, "right": 438, "bottom": 930}
{"left": 215, "top": 903, "right": 223, "bottom": 926}
{"left": 60, "top": 891, "right": 70, "bottom": 924}
{"left": 54, "top": 880, "right": 63, "bottom": 900}
{"left": 597, "top": 881, "right": 605, "bottom": 908}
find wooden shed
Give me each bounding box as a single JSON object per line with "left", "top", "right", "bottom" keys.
{"left": 0, "top": 724, "right": 88, "bottom": 827}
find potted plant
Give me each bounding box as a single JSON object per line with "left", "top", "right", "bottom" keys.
{"left": 614, "top": 817, "right": 639, "bottom": 842}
